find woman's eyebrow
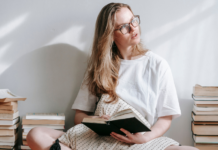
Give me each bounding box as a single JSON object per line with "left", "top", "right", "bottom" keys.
{"left": 116, "top": 16, "right": 134, "bottom": 28}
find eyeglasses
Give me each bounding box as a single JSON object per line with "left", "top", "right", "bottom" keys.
{"left": 114, "top": 15, "right": 140, "bottom": 35}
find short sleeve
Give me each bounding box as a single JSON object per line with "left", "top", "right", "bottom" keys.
{"left": 71, "top": 79, "right": 98, "bottom": 112}
{"left": 156, "top": 60, "right": 181, "bottom": 119}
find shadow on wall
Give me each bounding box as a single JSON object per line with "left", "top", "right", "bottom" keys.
{"left": 0, "top": 43, "right": 88, "bottom": 145}
{"left": 164, "top": 99, "right": 194, "bottom": 146}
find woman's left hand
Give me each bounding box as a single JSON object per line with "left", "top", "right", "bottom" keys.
{"left": 110, "top": 128, "right": 148, "bottom": 144}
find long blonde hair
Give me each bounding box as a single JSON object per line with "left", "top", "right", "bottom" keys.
{"left": 82, "top": 3, "right": 148, "bottom": 103}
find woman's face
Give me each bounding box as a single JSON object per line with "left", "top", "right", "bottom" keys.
{"left": 113, "top": 7, "right": 140, "bottom": 49}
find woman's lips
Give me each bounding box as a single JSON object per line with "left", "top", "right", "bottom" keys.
{"left": 132, "top": 33, "right": 138, "bottom": 39}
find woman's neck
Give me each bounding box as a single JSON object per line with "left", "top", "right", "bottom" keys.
{"left": 118, "top": 45, "right": 133, "bottom": 60}
{"left": 118, "top": 45, "right": 141, "bottom": 60}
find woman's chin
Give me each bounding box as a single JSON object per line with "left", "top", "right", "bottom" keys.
{"left": 131, "top": 39, "right": 141, "bottom": 45}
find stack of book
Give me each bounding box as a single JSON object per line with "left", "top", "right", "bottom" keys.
{"left": 0, "top": 89, "right": 26, "bottom": 150}
{"left": 21, "top": 113, "right": 65, "bottom": 150}
{"left": 191, "top": 84, "right": 218, "bottom": 150}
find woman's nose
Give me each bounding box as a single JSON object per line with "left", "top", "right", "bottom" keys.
{"left": 129, "top": 24, "right": 137, "bottom": 33}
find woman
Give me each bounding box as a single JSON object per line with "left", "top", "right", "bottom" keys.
{"left": 27, "top": 3, "right": 198, "bottom": 150}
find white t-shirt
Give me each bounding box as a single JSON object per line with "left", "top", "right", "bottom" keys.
{"left": 72, "top": 51, "right": 181, "bottom": 125}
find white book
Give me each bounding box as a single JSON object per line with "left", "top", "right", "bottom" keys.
{"left": 26, "top": 113, "right": 65, "bottom": 120}
{"left": 0, "top": 121, "right": 19, "bottom": 129}
{"left": 0, "top": 141, "right": 16, "bottom": 146}
{"left": 22, "top": 124, "right": 64, "bottom": 129}
{"left": 193, "top": 107, "right": 218, "bottom": 115}
{"left": 0, "top": 117, "right": 19, "bottom": 125}
{"left": 193, "top": 105, "right": 218, "bottom": 112}
{"left": 192, "top": 94, "right": 218, "bottom": 101}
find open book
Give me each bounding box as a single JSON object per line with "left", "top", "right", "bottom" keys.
{"left": 82, "top": 109, "right": 151, "bottom": 136}
{"left": 0, "top": 89, "right": 26, "bottom": 102}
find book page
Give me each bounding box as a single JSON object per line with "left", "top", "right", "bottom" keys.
{"left": 82, "top": 118, "right": 107, "bottom": 124}
{"left": 110, "top": 113, "right": 135, "bottom": 121}
{"left": 110, "top": 109, "right": 133, "bottom": 120}
{"left": 0, "top": 89, "right": 23, "bottom": 99}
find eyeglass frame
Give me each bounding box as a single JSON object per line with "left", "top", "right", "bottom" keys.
{"left": 114, "top": 15, "right": 140, "bottom": 35}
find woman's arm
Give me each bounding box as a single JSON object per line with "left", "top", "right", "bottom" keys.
{"left": 142, "top": 115, "right": 172, "bottom": 142}
{"left": 110, "top": 115, "right": 173, "bottom": 144}
{"left": 74, "top": 110, "right": 110, "bottom": 125}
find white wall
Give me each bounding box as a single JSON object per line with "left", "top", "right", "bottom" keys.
{"left": 0, "top": 0, "right": 217, "bottom": 146}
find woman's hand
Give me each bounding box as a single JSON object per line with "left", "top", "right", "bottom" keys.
{"left": 99, "top": 115, "right": 111, "bottom": 120}
{"left": 110, "top": 128, "right": 149, "bottom": 144}
{"left": 110, "top": 116, "right": 173, "bottom": 144}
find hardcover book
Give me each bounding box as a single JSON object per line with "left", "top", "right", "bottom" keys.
{"left": 193, "top": 134, "right": 218, "bottom": 144}
{"left": 192, "top": 112, "right": 218, "bottom": 122}
{"left": 192, "top": 121, "right": 218, "bottom": 135}
{"left": 194, "top": 143, "right": 218, "bottom": 150}
{"left": 193, "top": 107, "right": 218, "bottom": 115}
{"left": 192, "top": 94, "right": 218, "bottom": 101}
{"left": 82, "top": 109, "right": 151, "bottom": 136}
{"left": 193, "top": 84, "right": 218, "bottom": 97}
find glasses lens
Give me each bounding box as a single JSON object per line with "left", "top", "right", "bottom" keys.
{"left": 121, "top": 24, "right": 130, "bottom": 34}
{"left": 132, "top": 17, "right": 139, "bottom": 27}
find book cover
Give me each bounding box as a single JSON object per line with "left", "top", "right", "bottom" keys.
{"left": 82, "top": 109, "right": 151, "bottom": 136}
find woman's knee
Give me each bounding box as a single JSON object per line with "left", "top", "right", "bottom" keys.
{"left": 26, "top": 127, "right": 46, "bottom": 144}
